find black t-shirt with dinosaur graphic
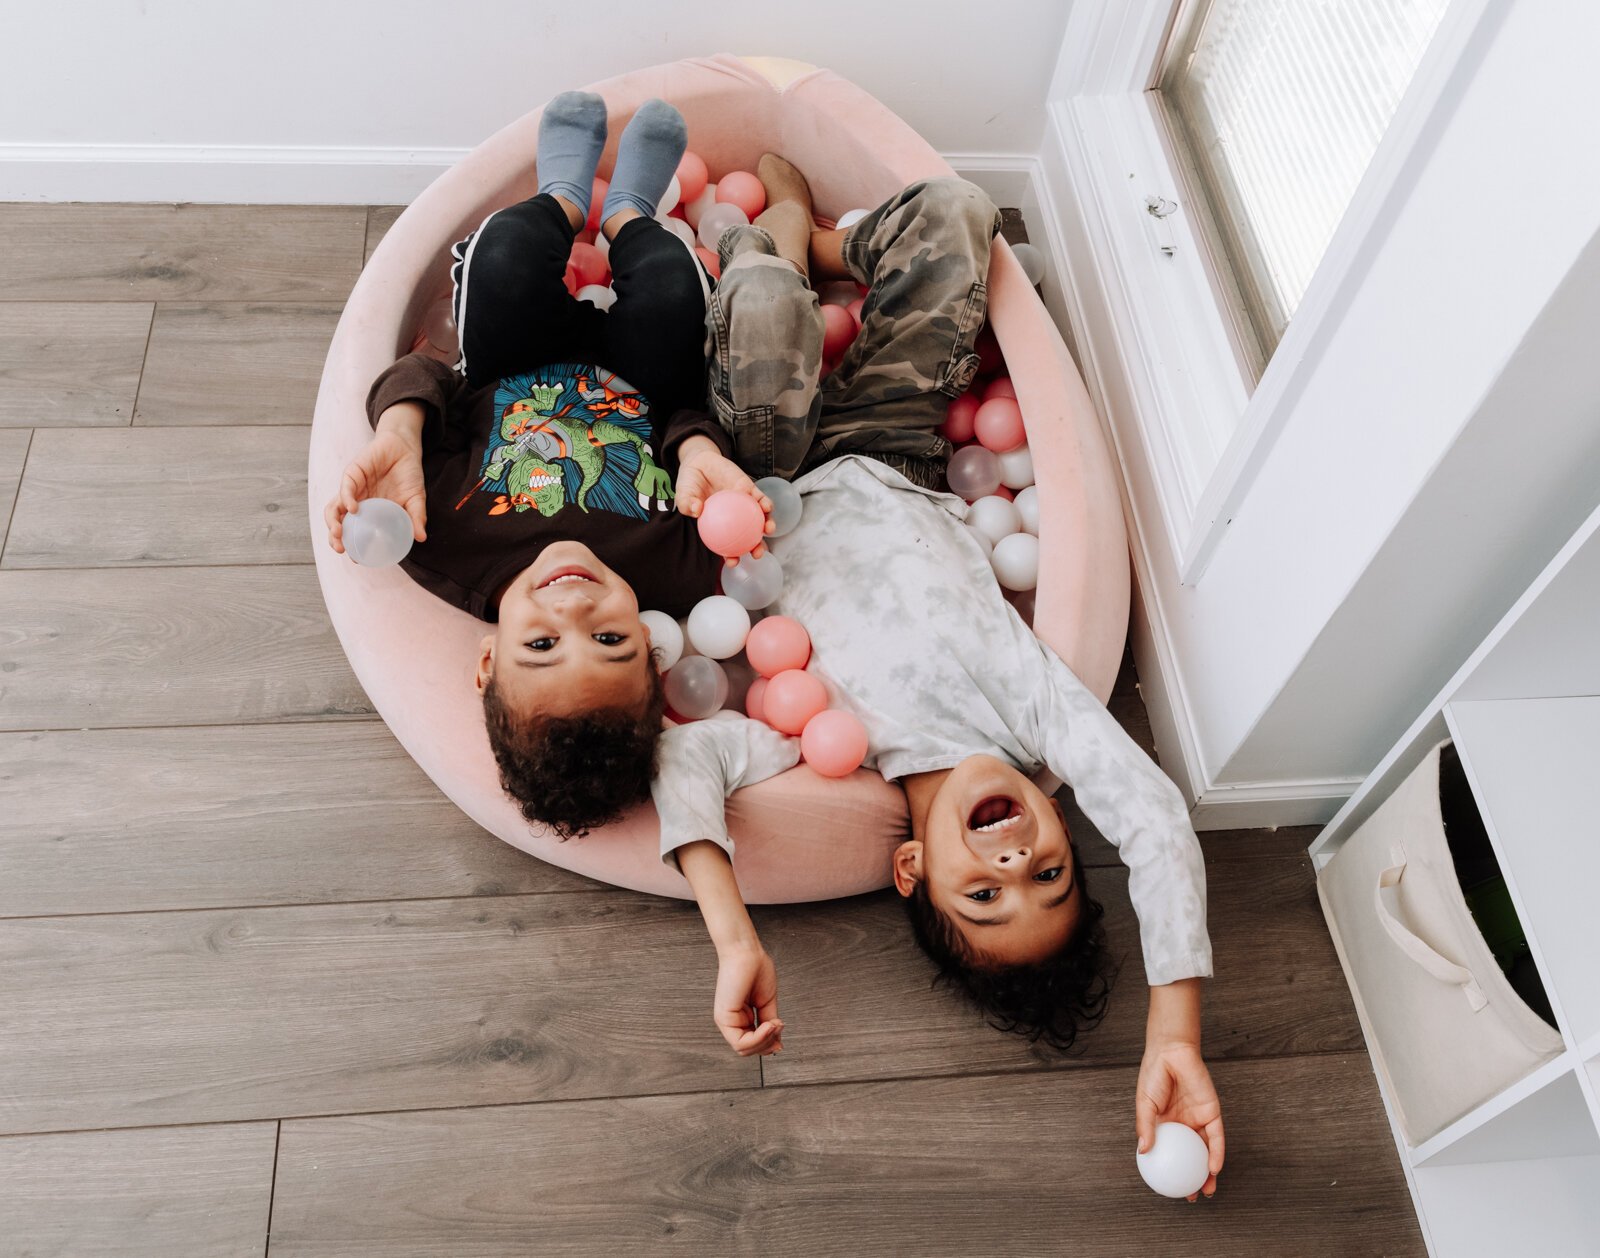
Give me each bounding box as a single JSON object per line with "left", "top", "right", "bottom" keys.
{"left": 367, "top": 352, "right": 729, "bottom": 621}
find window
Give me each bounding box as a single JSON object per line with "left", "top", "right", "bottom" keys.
{"left": 1157, "top": 0, "right": 1450, "bottom": 360}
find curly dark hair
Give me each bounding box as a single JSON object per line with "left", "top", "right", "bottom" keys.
{"left": 903, "top": 842, "right": 1118, "bottom": 1052}
{"left": 481, "top": 665, "right": 669, "bottom": 840}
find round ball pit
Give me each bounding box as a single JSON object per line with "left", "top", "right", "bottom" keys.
{"left": 308, "top": 54, "right": 1129, "bottom": 903}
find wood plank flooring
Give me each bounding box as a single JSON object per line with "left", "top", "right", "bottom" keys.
{"left": 0, "top": 202, "right": 1422, "bottom": 1257}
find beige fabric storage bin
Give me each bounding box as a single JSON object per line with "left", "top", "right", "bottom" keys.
{"left": 1317, "top": 742, "right": 1564, "bottom": 1145}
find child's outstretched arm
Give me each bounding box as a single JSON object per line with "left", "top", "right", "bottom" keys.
{"left": 1137, "top": 978, "right": 1224, "bottom": 1200}
{"left": 677, "top": 840, "right": 783, "bottom": 1056}
{"left": 671, "top": 432, "right": 775, "bottom": 562}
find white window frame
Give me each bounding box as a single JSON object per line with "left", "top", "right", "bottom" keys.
{"left": 1046, "top": 0, "right": 1497, "bottom": 582}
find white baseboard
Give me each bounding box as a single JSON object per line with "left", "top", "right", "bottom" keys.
{"left": 1189, "top": 776, "right": 1357, "bottom": 832}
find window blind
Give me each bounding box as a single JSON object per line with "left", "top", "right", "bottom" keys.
{"left": 1161, "top": 0, "right": 1449, "bottom": 348}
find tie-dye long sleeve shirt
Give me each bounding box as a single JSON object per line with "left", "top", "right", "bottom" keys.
{"left": 651, "top": 456, "right": 1211, "bottom": 986}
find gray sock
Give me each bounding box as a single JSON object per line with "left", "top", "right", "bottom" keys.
{"left": 598, "top": 99, "right": 687, "bottom": 226}
{"left": 536, "top": 91, "right": 608, "bottom": 219}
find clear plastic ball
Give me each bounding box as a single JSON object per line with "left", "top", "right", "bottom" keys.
{"left": 343, "top": 498, "right": 414, "bottom": 567}
{"left": 755, "top": 476, "right": 803, "bottom": 537}
{"left": 639, "top": 609, "right": 684, "bottom": 671}
{"left": 997, "top": 444, "right": 1035, "bottom": 490}
{"left": 686, "top": 595, "right": 752, "bottom": 660}
{"left": 576, "top": 284, "right": 616, "bottom": 311}
{"left": 1014, "top": 485, "right": 1040, "bottom": 536}
{"left": 946, "top": 446, "right": 1002, "bottom": 500}
{"left": 684, "top": 182, "right": 718, "bottom": 230}
{"left": 721, "top": 551, "right": 785, "bottom": 610}
{"left": 422, "top": 297, "right": 457, "bottom": 355}
{"left": 696, "top": 201, "right": 750, "bottom": 252}
{"left": 664, "top": 656, "right": 729, "bottom": 720}
{"left": 992, "top": 531, "right": 1040, "bottom": 591}
{"left": 835, "top": 208, "right": 870, "bottom": 229}
{"left": 1011, "top": 241, "right": 1047, "bottom": 286}
{"left": 967, "top": 495, "right": 1023, "bottom": 545}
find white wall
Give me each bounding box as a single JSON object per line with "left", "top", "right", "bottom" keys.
{"left": 3, "top": 0, "right": 1069, "bottom": 202}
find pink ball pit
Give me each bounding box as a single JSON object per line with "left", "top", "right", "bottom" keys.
{"left": 308, "top": 54, "right": 1129, "bottom": 904}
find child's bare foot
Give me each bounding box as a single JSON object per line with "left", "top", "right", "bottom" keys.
{"left": 754, "top": 153, "right": 814, "bottom": 278}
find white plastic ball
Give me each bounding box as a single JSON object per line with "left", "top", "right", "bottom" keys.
{"left": 835, "top": 208, "right": 870, "bottom": 229}
{"left": 966, "top": 525, "right": 992, "bottom": 560}
{"left": 664, "top": 656, "right": 728, "bottom": 720}
{"left": 945, "top": 446, "right": 1002, "bottom": 500}
{"left": 697, "top": 201, "right": 750, "bottom": 252}
{"left": 593, "top": 231, "right": 610, "bottom": 261}
{"left": 343, "top": 498, "right": 414, "bottom": 567}
{"left": 684, "top": 182, "right": 718, "bottom": 229}
{"left": 754, "top": 476, "right": 803, "bottom": 537}
{"left": 991, "top": 532, "right": 1040, "bottom": 592}
{"left": 661, "top": 174, "right": 682, "bottom": 215}
{"left": 676, "top": 617, "right": 698, "bottom": 657}
{"left": 1011, "top": 241, "right": 1047, "bottom": 287}
{"left": 721, "top": 551, "right": 784, "bottom": 610}
{"left": 576, "top": 284, "right": 616, "bottom": 311}
{"left": 657, "top": 215, "right": 696, "bottom": 248}
{"left": 639, "top": 609, "right": 684, "bottom": 671}
{"left": 686, "top": 595, "right": 752, "bottom": 660}
{"left": 967, "top": 495, "right": 1022, "bottom": 546}
{"left": 997, "top": 444, "right": 1035, "bottom": 490}
{"left": 1136, "top": 1122, "right": 1210, "bottom": 1199}
{"left": 1014, "top": 485, "right": 1040, "bottom": 536}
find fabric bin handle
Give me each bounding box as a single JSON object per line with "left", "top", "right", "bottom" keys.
{"left": 1375, "top": 847, "right": 1488, "bottom": 1012}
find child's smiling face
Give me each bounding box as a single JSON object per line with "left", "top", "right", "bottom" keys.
{"left": 477, "top": 541, "right": 657, "bottom": 719}
{"left": 895, "top": 755, "right": 1081, "bottom": 966}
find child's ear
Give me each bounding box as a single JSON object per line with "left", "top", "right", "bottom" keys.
{"left": 474, "top": 633, "right": 495, "bottom": 695}
{"left": 891, "top": 840, "right": 924, "bottom": 898}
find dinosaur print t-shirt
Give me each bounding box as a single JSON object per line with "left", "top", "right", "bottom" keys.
{"left": 367, "top": 352, "right": 729, "bottom": 621}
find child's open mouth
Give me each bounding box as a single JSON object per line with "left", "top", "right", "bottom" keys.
{"left": 967, "top": 796, "right": 1025, "bottom": 833}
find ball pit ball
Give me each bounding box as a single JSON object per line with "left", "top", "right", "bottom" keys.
{"left": 745, "top": 615, "right": 811, "bottom": 677}
{"left": 997, "top": 444, "right": 1035, "bottom": 490}
{"left": 991, "top": 531, "right": 1040, "bottom": 592}
{"left": 695, "top": 246, "right": 721, "bottom": 279}
{"left": 801, "top": 709, "right": 869, "bottom": 777}
{"left": 755, "top": 476, "right": 803, "bottom": 537}
{"left": 664, "top": 655, "right": 729, "bottom": 721}
{"left": 592, "top": 231, "right": 611, "bottom": 262}
{"left": 586, "top": 178, "right": 609, "bottom": 233}
{"left": 975, "top": 329, "right": 1003, "bottom": 375}
{"left": 686, "top": 595, "right": 752, "bottom": 660}
{"left": 1011, "top": 241, "right": 1047, "bottom": 287}
{"left": 1136, "top": 1123, "right": 1210, "bottom": 1199}
{"left": 639, "top": 609, "right": 684, "bottom": 671}
{"left": 716, "top": 170, "right": 767, "bottom": 220}
{"left": 968, "top": 495, "right": 1023, "bottom": 545}
{"left": 835, "top": 207, "right": 870, "bottom": 229}
{"left": 721, "top": 550, "right": 785, "bottom": 610}
{"left": 745, "top": 676, "right": 769, "bottom": 722}
{"left": 569, "top": 241, "right": 609, "bottom": 289}
{"left": 720, "top": 655, "right": 757, "bottom": 712}
{"left": 819, "top": 280, "right": 860, "bottom": 307}
{"left": 684, "top": 182, "right": 718, "bottom": 229}
{"left": 983, "top": 376, "right": 1017, "bottom": 402}
{"left": 422, "top": 297, "right": 457, "bottom": 355}
{"left": 974, "top": 398, "right": 1027, "bottom": 453}
{"left": 946, "top": 445, "right": 1003, "bottom": 500}
{"left": 966, "top": 525, "right": 993, "bottom": 560}
{"left": 576, "top": 284, "right": 616, "bottom": 311}
{"left": 821, "top": 304, "right": 858, "bottom": 359}
{"left": 697, "top": 489, "right": 767, "bottom": 558}
{"left": 1014, "top": 485, "right": 1040, "bottom": 535}
{"left": 343, "top": 498, "right": 415, "bottom": 567}
{"left": 993, "top": 485, "right": 1015, "bottom": 502}
{"left": 658, "top": 215, "right": 696, "bottom": 249}
{"left": 941, "top": 394, "right": 980, "bottom": 444}
{"left": 660, "top": 174, "right": 682, "bottom": 215}
{"left": 675, "top": 151, "right": 709, "bottom": 204}
{"left": 847, "top": 297, "right": 865, "bottom": 325}
{"left": 697, "top": 201, "right": 750, "bottom": 252}
{"left": 763, "top": 669, "right": 828, "bottom": 736}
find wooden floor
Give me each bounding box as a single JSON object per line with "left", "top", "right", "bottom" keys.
{"left": 0, "top": 203, "right": 1424, "bottom": 1258}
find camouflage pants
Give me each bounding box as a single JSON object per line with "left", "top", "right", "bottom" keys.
{"left": 705, "top": 178, "right": 998, "bottom": 489}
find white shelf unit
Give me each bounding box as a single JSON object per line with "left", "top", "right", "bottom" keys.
{"left": 1310, "top": 500, "right": 1600, "bottom": 1257}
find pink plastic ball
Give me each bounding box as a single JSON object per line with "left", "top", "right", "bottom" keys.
{"left": 745, "top": 677, "right": 769, "bottom": 722}
{"left": 684, "top": 182, "right": 718, "bottom": 230}
{"left": 975, "top": 329, "right": 1004, "bottom": 375}
{"left": 676, "top": 151, "right": 709, "bottom": 205}
{"left": 821, "top": 304, "right": 857, "bottom": 359}
{"left": 694, "top": 246, "right": 721, "bottom": 280}
{"left": 847, "top": 297, "right": 865, "bottom": 325}
{"left": 568, "top": 242, "right": 610, "bottom": 289}
{"left": 697, "top": 490, "right": 766, "bottom": 558}
{"left": 586, "top": 178, "right": 609, "bottom": 233}
{"left": 800, "top": 709, "right": 868, "bottom": 777}
{"left": 716, "top": 171, "right": 767, "bottom": 219}
{"left": 764, "top": 670, "right": 828, "bottom": 736}
{"left": 974, "top": 398, "right": 1026, "bottom": 452}
{"left": 745, "top": 615, "right": 812, "bottom": 678}
{"left": 984, "top": 376, "right": 1017, "bottom": 401}
{"left": 942, "top": 394, "right": 980, "bottom": 444}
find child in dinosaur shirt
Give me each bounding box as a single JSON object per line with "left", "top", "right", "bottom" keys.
{"left": 324, "top": 93, "right": 769, "bottom": 835}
